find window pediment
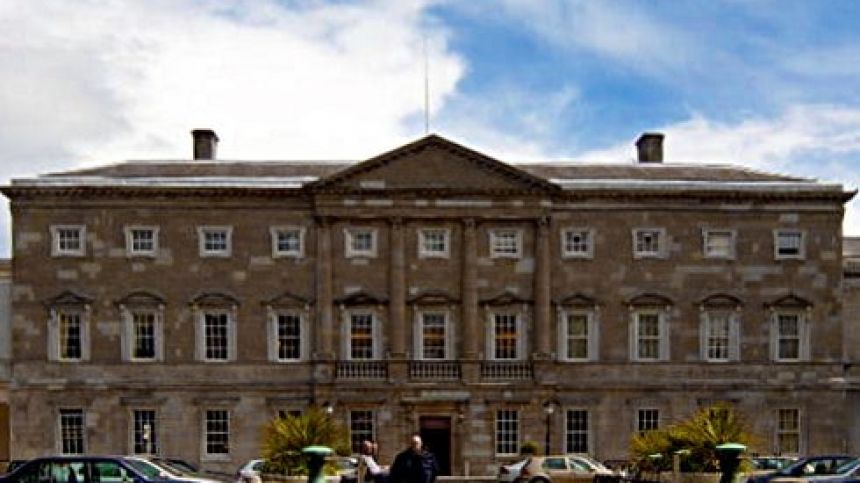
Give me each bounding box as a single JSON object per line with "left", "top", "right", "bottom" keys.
{"left": 556, "top": 293, "right": 600, "bottom": 308}
{"left": 765, "top": 293, "right": 812, "bottom": 310}
{"left": 262, "top": 292, "right": 313, "bottom": 309}
{"left": 44, "top": 290, "right": 93, "bottom": 308}
{"left": 480, "top": 291, "right": 532, "bottom": 306}
{"left": 408, "top": 290, "right": 459, "bottom": 305}
{"left": 698, "top": 293, "right": 742, "bottom": 310}
{"left": 334, "top": 291, "right": 387, "bottom": 306}
{"left": 626, "top": 293, "right": 673, "bottom": 309}
{"left": 190, "top": 291, "right": 240, "bottom": 308}
{"left": 116, "top": 290, "right": 166, "bottom": 308}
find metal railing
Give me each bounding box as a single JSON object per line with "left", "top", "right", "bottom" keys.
{"left": 480, "top": 361, "right": 534, "bottom": 380}
{"left": 335, "top": 361, "right": 388, "bottom": 380}
{"left": 409, "top": 361, "right": 462, "bottom": 380}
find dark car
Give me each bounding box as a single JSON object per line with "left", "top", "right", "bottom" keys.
{"left": 747, "top": 455, "right": 855, "bottom": 483}
{"left": 0, "top": 455, "right": 190, "bottom": 483}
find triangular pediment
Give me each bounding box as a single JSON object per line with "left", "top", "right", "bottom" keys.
{"left": 310, "top": 135, "right": 559, "bottom": 194}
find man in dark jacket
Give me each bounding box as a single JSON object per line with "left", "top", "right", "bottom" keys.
{"left": 388, "top": 434, "right": 438, "bottom": 483}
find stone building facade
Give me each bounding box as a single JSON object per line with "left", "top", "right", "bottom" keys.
{"left": 2, "top": 132, "right": 857, "bottom": 475}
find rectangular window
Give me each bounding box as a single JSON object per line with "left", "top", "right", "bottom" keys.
{"left": 704, "top": 230, "right": 734, "bottom": 258}
{"left": 59, "top": 311, "right": 83, "bottom": 360}
{"left": 350, "top": 313, "right": 374, "bottom": 360}
{"left": 132, "top": 311, "right": 157, "bottom": 360}
{"left": 637, "top": 409, "right": 659, "bottom": 434}
{"left": 276, "top": 314, "right": 302, "bottom": 361}
{"left": 349, "top": 410, "right": 375, "bottom": 455}
{"left": 562, "top": 229, "right": 593, "bottom": 258}
{"left": 421, "top": 312, "right": 447, "bottom": 359}
{"left": 271, "top": 227, "right": 304, "bottom": 258}
{"left": 132, "top": 409, "right": 158, "bottom": 454}
{"left": 565, "top": 410, "right": 589, "bottom": 454}
{"left": 419, "top": 229, "right": 449, "bottom": 258}
{"left": 345, "top": 228, "right": 377, "bottom": 258}
{"left": 204, "top": 410, "right": 230, "bottom": 456}
{"left": 51, "top": 225, "right": 86, "bottom": 257}
{"left": 775, "top": 230, "right": 804, "bottom": 259}
{"left": 493, "top": 314, "right": 519, "bottom": 360}
{"left": 59, "top": 409, "right": 85, "bottom": 455}
{"left": 495, "top": 410, "right": 519, "bottom": 455}
{"left": 706, "top": 313, "right": 731, "bottom": 361}
{"left": 204, "top": 313, "right": 229, "bottom": 361}
{"left": 776, "top": 409, "right": 800, "bottom": 454}
{"left": 777, "top": 313, "right": 801, "bottom": 360}
{"left": 198, "top": 226, "right": 232, "bottom": 257}
{"left": 125, "top": 226, "right": 158, "bottom": 256}
{"left": 633, "top": 229, "right": 663, "bottom": 257}
{"left": 490, "top": 229, "right": 522, "bottom": 258}
{"left": 566, "top": 313, "right": 590, "bottom": 360}
{"left": 636, "top": 313, "right": 661, "bottom": 360}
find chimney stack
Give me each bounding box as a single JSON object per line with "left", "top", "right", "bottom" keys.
{"left": 636, "top": 132, "right": 664, "bottom": 163}
{"left": 192, "top": 129, "right": 219, "bottom": 160}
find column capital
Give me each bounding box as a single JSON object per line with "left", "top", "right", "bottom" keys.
{"left": 536, "top": 215, "right": 551, "bottom": 228}
{"left": 389, "top": 216, "right": 404, "bottom": 229}
{"left": 463, "top": 218, "right": 477, "bottom": 229}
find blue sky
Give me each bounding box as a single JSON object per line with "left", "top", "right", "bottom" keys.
{"left": 1, "top": 0, "right": 859, "bottom": 255}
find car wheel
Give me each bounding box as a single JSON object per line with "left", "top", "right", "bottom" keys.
{"left": 530, "top": 478, "right": 550, "bottom": 483}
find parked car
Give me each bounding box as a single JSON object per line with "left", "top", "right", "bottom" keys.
{"left": 152, "top": 458, "right": 199, "bottom": 475}
{"left": 0, "top": 455, "right": 196, "bottom": 483}
{"left": 796, "top": 458, "right": 860, "bottom": 482}
{"left": 748, "top": 455, "right": 855, "bottom": 483}
{"left": 515, "top": 455, "right": 615, "bottom": 483}
{"left": 2, "top": 462, "right": 27, "bottom": 475}
{"left": 235, "top": 459, "right": 265, "bottom": 483}
{"left": 751, "top": 456, "right": 799, "bottom": 472}
{"left": 498, "top": 459, "right": 529, "bottom": 483}
{"left": 234, "top": 457, "right": 356, "bottom": 483}
{"left": 127, "top": 456, "right": 223, "bottom": 483}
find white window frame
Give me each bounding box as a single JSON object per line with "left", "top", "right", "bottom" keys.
{"left": 774, "top": 229, "right": 805, "bottom": 260}
{"left": 121, "top": 306, "right": 164, "bottom": 362}
{"left": 418, "top": 228, "right": 450, "bottom": 259}
{"left": 561, "top": 228, "right": 594, "bottom": 259}
{"left": 345, "top": 227, "right": 378, "bottom": 258}
{"left": 267, "top": 310, "right": 308, "bottom": 362}
{"left": 775, "top": 408, "right": 802, "bottom": 455}
{"left": 629, "top": 309, "right": 669, "bottom": 362}
{"left": 414, "top": 310, "right": 453, "bottom": 360}
{"left": 124, "top": 225, "right": 159, "bottom": 257}
{"left": 270, "top": 226, "right": 305, "bottom": 258}
{"left": 699, "top": 310, "right": 740, "bottom": 362}
{"left": 637, "top": 408, "right": 660, "bottom": 434}
{"left": 195, "top": 308, "right": 237, "bottom": 362}
{"left": 558, "top": 309, "right": 599, "bottom": 362}
{"left": 57, "top": 408, "right": 86, "bottom": 455}
{"left": 702, "top": 229, "right": 735, "bottom": 259}
{"left": 489, "top": 229, "right": 523, "bottom": 259}
{"left": 197, "top": 226, "right": 233, "bottom": 258}
{"left": 486, "top": 311, "right": 527, "bottom": 361}
{"left": 770, "top": 310, "right": 810, "bottom": 362}
{"left": 495, "top": 409, "right": 519, "bottom": 456}
{"left": 565, "top": 408, "right": 590, "bottom": 454}
{"left": 632, "top": 228, "right": 666, "bottom": 259}
{"left": 202, "top": 409, "right": 230, "bottom": 461}
{"left": 51, "top": 224, "right": 86, "bottom": 257}
{"left": 130, "top": 408, "right": 158, "bottom": 455}
{"left": 48, "top": 307, "right": 91, "bottom": 362}
{"left": 342, "top": 310, "right": 381, "bottom": 360}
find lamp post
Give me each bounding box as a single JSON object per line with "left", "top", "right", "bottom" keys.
{"left": 323, "top": 401, "right": 334, "bottom": 416}
{"left": 543, "top": 401, "right": 555, "bottom": 455}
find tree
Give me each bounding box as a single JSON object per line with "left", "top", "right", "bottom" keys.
{"left": 260, "top": 407, "right": 351, "bottom": 475}
{"left": 630, "top": 403, "right": 760, "bottom": 473}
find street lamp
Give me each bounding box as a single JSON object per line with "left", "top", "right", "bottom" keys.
{"left": 543, "top": 400, "right": 555, "bottom": 455}
{"left": 322, "top": 401, "right": 334, "bottom": 416}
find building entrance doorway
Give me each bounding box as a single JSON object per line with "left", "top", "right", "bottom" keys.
{"left": 419, "top": 416, "right": 451, "bottom": 476}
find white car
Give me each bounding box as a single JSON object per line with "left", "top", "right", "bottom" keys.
{"left": 125, "top": 456, "right": 224, "bottom": 483}
{"left": 498, "top": 459, "right": 529, "bottom": 483}
{"left": 235, "top": 460, "right": 264, "bottom": 483}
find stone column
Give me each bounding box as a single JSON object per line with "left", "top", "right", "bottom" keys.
{"left": 315, "top": 218, "right": 334, "bottom": 360}
{"left": 534, "top": 216, "right": 552, "bottom": 358}
{"left": 389, "top": 218, "right": 407, "bottom": 358}
{"left": 461, "top": 218, "right": 479, "bottom": 359}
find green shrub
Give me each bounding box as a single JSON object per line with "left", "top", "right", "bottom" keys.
{"left": 260, "top": 406, "right": 351, "bottom": 475}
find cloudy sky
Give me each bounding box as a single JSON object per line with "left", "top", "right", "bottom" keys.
{"left": 2, "top": 0, "right": 860, "bottom": 255}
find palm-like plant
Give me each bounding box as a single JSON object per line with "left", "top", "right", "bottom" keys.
{"left": 260, "top": 406, "right": 351, "bottom": 475}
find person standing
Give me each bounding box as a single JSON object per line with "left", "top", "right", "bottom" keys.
{"left": 359, "top": 440, "right": 389, "bottom": 483}
{"left": 388, "top": 434, "right": 438, "bottom": 483}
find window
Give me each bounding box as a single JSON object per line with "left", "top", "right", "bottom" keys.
{"left": 418, "top": 312, "right": 448, "bottom": 360}
{"left": 51, "top": 225, "right": 86, "bottom": 257}
{"left": 773, "top": 312, "right": 807, "bottom": 361}
{"left": 495, "top": 410, "right": 519, "bottom": 456}
{"left": 204, "top": 410, "right": 230, "bottom": 457}
{"left": 271, "top": 313, "right": 303, "bottom": 362}
{"left": 561, "top": 228, "right": 593, "bottom": 258}
{"left": 197, "top": 310, "right": 235, "bottom": 362}
{"left": 132, "top": 409, "right": 158, "bottom": 454}
{"left": 632, "top": 311, "right": 667, "bottom": 361}
{"left": 125, "top": 226, "right": 158, "bottom": 256}
{"left": 701, "top": 311, "right": 739, "bottom": 362}
{"left": 776, "top": 409, "right": 800, "bottom": 455}
{"left": 418, "top": 229, "right": 450, "bottom": 258}
{"left": 348, "top": 312, "right": 376, "bottom": 360}
{"left": 633, "top": 228, "right": 665, "bottom": 258}
{"left": 637, "top": 409, "right": 659, "bottom": 434}
{"left": 490, "top": 313, "right": 521, "bottom": 360}
{"left": 703, "top": 230, "right": 734, "bottom": 259}
{"left": 560, "top": 311, "right": 597, "bottom": 361}
{"left": 565, "top": 410, "right": 589, "bottom": 454}
{"left": 345, "top": 228, "right": 377, "bottom": 258}
{"left": 129, "top": 310, "right": 158, "bottom": 361}
{"left": 197, "top": 226, "right": 232, "bottom": 257}
{"left": 58, "top": 409, "right": 85, "bottom": 455}
{"left": 490, "top": 229, "right": 522, "bottom": 258}
{"left": 774, "top": 230, "right": 805, "bottom": 259}
{"left": 271, "top": 226, "right": 304, "bottom": 258}
{"left": 58, "top": 311, "right": 83, "bottom": 361}
{"left": 349, "top": 410, "right": 375, "bottom": 454}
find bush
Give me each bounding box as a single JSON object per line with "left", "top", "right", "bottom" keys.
{"left": 260, "top": 406, "right": 351, "bottom": 476}
{"left": 520, "top": 441, "right": 540, "bottom": 455}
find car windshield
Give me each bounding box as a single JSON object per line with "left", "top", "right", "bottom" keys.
{"left": 124, "top": 459, "right": 166, "bottom": 479}
{"left": 834, "top": 459, "right": 860, "bottom": 474}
